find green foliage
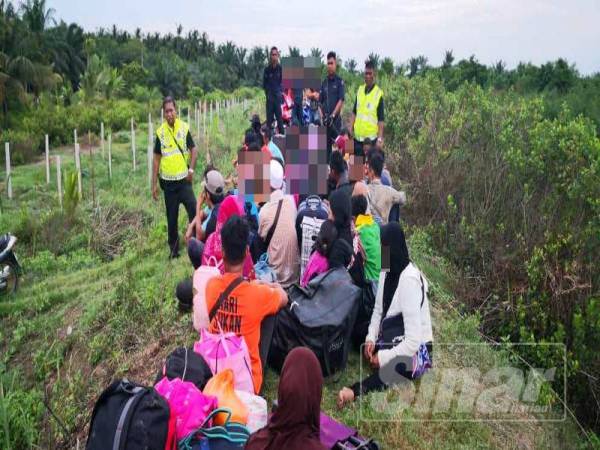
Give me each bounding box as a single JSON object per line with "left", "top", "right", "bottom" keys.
{"left": 63, "top": 169, "right": 80, "bottom": 218}
{"left": 383, "top": 74, "right": 600, "bottom": 432}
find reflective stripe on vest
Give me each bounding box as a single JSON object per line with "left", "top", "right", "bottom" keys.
{"left": 354, "top": 84, "right": 382, "bottom": 142}
{"left": 156, "top": 118, "right": 190, "bottom": 181}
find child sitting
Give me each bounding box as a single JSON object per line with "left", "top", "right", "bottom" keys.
{"left": 300, "top": 220, "right": 338, "bottom": 287}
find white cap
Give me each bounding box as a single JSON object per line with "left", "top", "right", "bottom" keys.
{"left": 270, "top": 159, "right": 284, "bottom": 190}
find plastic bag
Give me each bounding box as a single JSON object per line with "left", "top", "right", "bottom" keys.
{"left": 203, "top": 369, "right": 249, "bottom": 426}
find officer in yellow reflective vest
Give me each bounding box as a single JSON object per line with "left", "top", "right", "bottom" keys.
{"left": 152, "top": 96, "right": 198, "bottom": 258}
{"left": 349, "top": 60, "right": 384, "bottom": 157}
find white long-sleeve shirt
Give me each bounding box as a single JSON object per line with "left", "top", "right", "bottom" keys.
{"left": 366, "top": 263, "right": 434, "bottom": 368}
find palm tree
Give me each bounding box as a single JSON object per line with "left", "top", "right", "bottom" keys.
{"left": 103, "top": 67, "right": 124, "bottom": 100}
{"left": 344, "top": 58, "right": 357, "bottom": 74}
{"left": 380, "top": 57, "right": 394, "bottom": 77}
{"left": 46, "top": 22, "right": 86, "bottom": 91}
{"left": 80, "top": 54, "right": 108, "bottom": 101}
{"left": 367, "top": 53, "right": 380, "bottom": 70}
{"left": 442, "top": 50, "right": 454, "bottom": 69}
{"left": 20, "top": 0, "right": 55, "bottom": 33}
{"left": 310, "top": 48, "right": 323, "bottom": 63}
{"left": 0, "top": 52, "right": 29, "bottom": 115}
{"left": 288, "top": 46, "right": 301, "bottom": 58}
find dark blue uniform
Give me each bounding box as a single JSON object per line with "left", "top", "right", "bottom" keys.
{"left": 263, "top": 64, "right": 284, "bottom": 134}
{"left": 320, "top": 74, "right": 345, "bottom": 158}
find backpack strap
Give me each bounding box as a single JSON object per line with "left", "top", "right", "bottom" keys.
{"left": 208, "top": 277, "right": 245, "bottom": 322}
{"left": 419, "top": 273, "right": 425, "bottom": 308}
{"left": 264, "top": 199, "right": 283, "bottom": 249}
{"left": 113, "top": 383, "right": 145, "bottom": 450}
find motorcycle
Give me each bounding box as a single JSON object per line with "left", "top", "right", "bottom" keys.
{"left": 0, "top": 233, "right": 21, "bottom": 295}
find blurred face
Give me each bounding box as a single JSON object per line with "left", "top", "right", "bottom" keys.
{"left": 164, "top": 102, "right": 176, "bottom": 126}
{"left": 327, "top": 57, "right": 337, "bottom": 76}
{"left": 364, "top": 68, "right": 374, "bottom": 86}
{"left": 270, "top": 49, "right": 279, "bottom": 65}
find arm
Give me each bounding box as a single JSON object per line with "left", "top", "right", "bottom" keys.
{"left": 185, "top": 216, "right": 197, "bottom": 244}
{"left": 333, "top": 99, "right": 344, "bottom": 118}
{"left": 195, "top": 191, "right": 206, "bottom": 240}
{"left": 391, "top": 187, "right": 407, "bottom": 206}
{"left": 377, "top": 97, "right": 384, "bottom": 142}
{"left": 366, "top": 271, "right": 386, "bottom": 343}
{"left": 377, "top": 276, "right": 423, "bottom": 368}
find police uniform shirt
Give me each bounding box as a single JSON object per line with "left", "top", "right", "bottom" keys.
{"left": 353, "top": 84, "right": 385, "bottom": 121}
{"left": 154, "top": 130, "right": 195, "bottom": 155}
{"left": 319, "top": 74, "right": 345, "bottom": 116}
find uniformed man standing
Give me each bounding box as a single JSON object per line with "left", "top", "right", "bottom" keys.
{"left": 263, "top": 47, "right": 284, "bottom": 135}
{"left": 349, "top": 60, "right": 384, "bottom": 157}
{"left": 152, "top": 96, "right": 198, "bottom": 258}
{"left": 318, "top": 51, "right": 345, "bottom": 161}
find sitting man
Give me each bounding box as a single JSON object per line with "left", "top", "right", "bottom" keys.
{"left": 185, "top": 167, "right": 225, "bottom": 244}
{"left": 258, "top": 159, "right": 299, "bottom": 288}
{"left": 328, "top": 150, "right": 368, "bottom": 201}
{"left": 205, "top": 215, "right": 288, "bottom": 394}
{"left": 366, "top": 151, "right": 406, "bottom": 225}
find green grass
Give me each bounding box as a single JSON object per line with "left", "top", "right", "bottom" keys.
{"left": 0, "top": 99, "right": 595, "bottom": 449}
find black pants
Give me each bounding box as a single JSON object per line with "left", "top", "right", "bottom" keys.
{"left": 353, "top": 139, "right": 366, "bottom": 157}
{"left": 266, "top": 93, "right": 284, "bottom": 134}
{"left": 161, "top": 179, "right": 196, "bottom": 256}
{"left": 351, "top": 343, "right": 433, "bottom": 397}
{"left": 175, "top": 278, "right": 193, "bottom": 310}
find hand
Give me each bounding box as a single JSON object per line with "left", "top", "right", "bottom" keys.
{"left": 186, "top": 171, "right": 194, "bottom": 183}
{"left": 152, "top": 183, "right": 158, "bottom": 201}
{"left": 370, "top": 353, "right": 380, "bottom": 369}
{"left": 364, "top": 341, "right": 375, "bottom": 361}
{"left": 376, "top": 137, "right": 384, "bottom": 148}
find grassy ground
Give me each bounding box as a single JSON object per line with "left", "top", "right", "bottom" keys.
{"left": 0, "top": 101, "right": 594, "bottom": 449}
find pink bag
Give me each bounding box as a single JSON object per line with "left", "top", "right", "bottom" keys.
{"left": 301, "top": 251, "right": 329, "bottom": 288}
{"left": 155, "top": 377, "right": 218, "bottom": 441}
{"left": 194, "top": 328, "right": 255, "bottom": 393}
{"left": 192, "top": 257, "right": 220, "bottom": 332}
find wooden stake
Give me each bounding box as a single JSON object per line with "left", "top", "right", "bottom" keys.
{"left": 88, "top": 131, "right": 96, "bottom": 208}
{"left": 56, "top": 155, "right": 62, "bottom": 210}
{"left": 4, "top": 142, "right": 11, "bottom": 199}
{"left": 108, "top": 133, "right": 112, "bottom": 180}
{"left": 75, "top": 143, "right": 82, "bottom": 197}
{"left": 131, "top": 117, "right": 136, "bottom": 171}
{"left": 45, "top": 134, "right": 50, "bottom": 184}
{"left": 100, "top": 122, "right": 105, "bottom": 159}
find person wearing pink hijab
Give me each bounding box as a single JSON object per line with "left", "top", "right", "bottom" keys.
{"left": 202, "top": 195, "right": 255, "bottom": 279}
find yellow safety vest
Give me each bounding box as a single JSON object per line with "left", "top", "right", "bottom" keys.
{"left": 156, "top": 118, "right": 190, "bottom": 181}
{"left": 354, "top": 84, "right": 383, "bottom": 142}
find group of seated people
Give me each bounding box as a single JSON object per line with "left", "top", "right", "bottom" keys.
{"left": 173, "top": 119, "right": 433, "bottom": 442}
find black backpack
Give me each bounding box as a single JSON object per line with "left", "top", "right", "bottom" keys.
{"left": 154, "top": 347, "right": 212, "bottom": 391}
{"left": 352, "top": 280, "right": 377, "bottom": 348}
{"left": 86, "top": 379, "right": 174, "bottom": 450}
{"left": 269, "top": 269, "right": 360, "bottom": 377}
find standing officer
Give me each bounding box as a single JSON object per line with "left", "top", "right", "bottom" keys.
{"left": 152, "top": 96, "right": 198, "bottom": 258}
{"left": 349, "top": 60, "right": 384, "bottom": 157}
{"left": 318, "top": 51, "right": 345, "bottom": 161}
{"left": 263, "top": 46, "right": 284, "bottom": 134}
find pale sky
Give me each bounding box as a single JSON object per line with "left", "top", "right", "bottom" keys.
{"left": 30, "top": 0, "right": 600, "bottom": 74}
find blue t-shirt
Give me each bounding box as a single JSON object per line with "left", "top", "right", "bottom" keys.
{"left": 268, "top": 141, "right": 285, "bottom": 165}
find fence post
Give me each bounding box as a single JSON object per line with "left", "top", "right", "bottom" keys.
{"left": 161, "top": 108, "right": 164, "bottom": 124}
{"left": 56, "top": 155, "right": 62, "bottom": 210}
{"left": 131, "top": 117, "right": 136, "bottom": 171}
{"left": 4, "top": 142, "right": 11, "bottom": 200}
{"left": 100, "top": 121, "right": 105, "bottom": 159}
{"left": 75, "top": 143, "right": 82, "bottom": 197}
{"left": 148, "top": 113, "right": 153, "bottom": 188}
{"left": 45, "top": 134, "right": 50, "bottom": 184}
{"left": 108, "top": 133, "right": 112, "bottom": 180}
